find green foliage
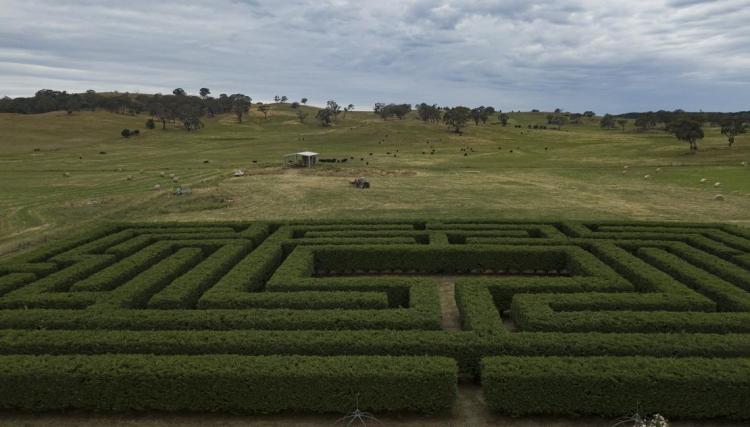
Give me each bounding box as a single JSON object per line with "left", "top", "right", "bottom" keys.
{"left": 720, "top": 116, "right": 747, "bottom": 147}
{"left": 482, "top": 356, "right": 750, "bottom": 419}
{"left": 416, "top": 103, "right": 441, "bottom": 123}
{"left": 373, "top": 103, "right": 412, "bottom": 120}
{"left": 0, "top": 354, "right": 456, "bottom": 414}
{"left": 0, "top": 220, "right": 749, "bottom": 418}
{"left": 670, "top": 118, "right": 704, "bottom": 150}
{"left": 600, "top": 113, "right": 616, "bottom": 129}
{"left": 442, "top": 106, "right": 471, "bottom": 133}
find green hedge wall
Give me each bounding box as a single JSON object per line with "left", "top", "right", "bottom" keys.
{"left": 0, "top": 355, "right": 457, "bottom": 414}
{"left": 482, "top": 356, "right": 750, "bottom": 419}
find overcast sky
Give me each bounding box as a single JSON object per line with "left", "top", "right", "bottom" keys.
{"left": 0, "top": 0, "right": 748, "bottom": 113}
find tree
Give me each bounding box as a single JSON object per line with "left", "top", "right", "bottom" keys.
{"left": 301, "top": 98, "right": 308, "bottom": 105}
{"left": 258, "top": 104, "right": 270, "bottom": 119}
{"left": 291, "top": 102, "right": 300, "bottom": 109}
{"left": 498, "top": 113, "right": 509, "bottom": 127}
{"left": 315, "top": 107, "right": 334, "bottom": 127}
{"left": 550, "top": 114, "right": 568, "bottom": 130}
{"left": 230, "top": 94, "right": 252, "bottom": 123}
{"left": 121, "top": 128, "right": 131, "bottom": 138}
{"left": 416, "top": 103, "right": 441, "bottom": 124}
{"left": 296, "top": 109, "right": 308, "bottom": 124}
{"left": 442, "top": 106, "right": 472, "bottom": 133}
{"left": 145, "top": 118, "right": 155, "bottom": 129}
{"left": 181, "top": 116, "right": 204, "bottom": 131}
{"left": 173, "top": 88, "right": 186, "bottom": 96}
{"left": 326, "top": 100, "right": 341, "bottom": 121}
{"left": 583, "top": 111, "right": 595, "bottom": 118}
{"left": 482, "top": 107, "right": 496, "bottom": 124}
{"left": 720, "top": 116, "right": 747, "bottom": 147}
{"left": 149, "top": 102, "right": 170, "bottom": 130}
{"left": 199, "top": 88, "right": 210, "bottom": 98}
{"left": 343, "top": 104, "right": 354, "bottom": 119}
{"left": 568, "top": 113, "right": 583, "bottom": 124}
{"left": 280, "top": 96, "right": 288, "bottom": 104}
{"left": 274, "top": 96, "right": 280, "bottom": 103}
{"left": 634, "top": 114, "right": 656, "bottom": 132}
{"left": 391, "top": 104, "right": 411, "bottom": 120}
{"left": 671, "top": 118, "right": 704, "bottom": 150}
{"left": 374, "top": 102, "right": 388, "bottom": 120}
{"left": 616, "top": 119, "right": 627, "bottom": 131}
{"left": 64, "top": 96, "right": 81, "bottom": 115}
{"left": 471, "top": 106, "right": 490, "bottom": 125}
{"left": 600, "top": 114, "right": 616, "bottom": 129}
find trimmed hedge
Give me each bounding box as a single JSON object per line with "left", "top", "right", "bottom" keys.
{"left": 148, "top": 243, "right": 250, "bottom": 309}
{"left": 0, "top": 255, "right": 116, "bottom": 309}
{"left": 638, "top": 247, "right": 750, "bottom": 311}
{"left": 0, "top": 306, "right": 441, "bottom": 331}
{"left": 482, "top": 356, "right": 750, "bottom": 419}
{"left": 277, "top": 245, "right": 574, "bottom": 277}
{"left": 1, "top": 330, "right": 750, "bottom": 380}
{"left": 0, "top": 273, "right": 35, "bottom": 297}
{"left": 93, "top": 248, "right": 203, "bottom": 309}
{"left": 0, "top": 355, "right": 457, "bottom": 414}
{"left": 511, "top": 293, "right": 750, "bottom": 333}
{"left": 0, "top": 219, "right": 749, "bottom": 417}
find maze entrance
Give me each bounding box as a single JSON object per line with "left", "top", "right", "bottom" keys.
{"left": 0, "top": 220, "right": 749, "bottom": 418}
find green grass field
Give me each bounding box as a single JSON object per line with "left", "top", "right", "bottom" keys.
{"left": 2, "top": 108, "right": 750, "bottom": 425}
{"left": 1, "top": 105, "right": 749, "bottom": 258}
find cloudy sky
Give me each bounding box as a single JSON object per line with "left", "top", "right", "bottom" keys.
{"left": 0, "top": 0, "right": 748, "bottom": 113}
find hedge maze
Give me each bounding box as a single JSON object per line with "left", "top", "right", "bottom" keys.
{"left": 1, "top": 220, "right": 750, "bottom": 418}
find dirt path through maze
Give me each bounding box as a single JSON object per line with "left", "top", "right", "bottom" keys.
{"left": 437, "top": 277, "right": 461, "bottom": 331}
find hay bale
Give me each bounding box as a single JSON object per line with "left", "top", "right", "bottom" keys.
{"left": 742, "top": 161, "right": 748, "bottom": 167}
{"left": 623, "top": 165, "right": 629, "bottom": 170}
{"left": 714, "top": 194, "right": 725, "bottom": 201}
{"left": 700, "top": 178, "right": 707, "bottom": 183}
{"left": 160, "top": 171, "right": 166, "bottom": 177}
{"left": 172, "top": 176, "right": 179, "bottom": 182}
{"left": 714, "top": 182, "right": 721, "bottom": 187}
{"left": 644, "top": 174, "right": 650, "bottom": 179}
{"left": 153, "top": 184, "right": 161, "bottom": 190}
{"left": 126, "top": 175, "right": 133, "bottom": 181}
{"left": 656, "top": 167, "right": 662, "bottom": 173}
{"left": 63, "top": 172, "right": 71, "bottom": 177}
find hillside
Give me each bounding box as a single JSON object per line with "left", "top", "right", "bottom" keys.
{"left": 1, "top": 105, "right": 749, "bottom": 257}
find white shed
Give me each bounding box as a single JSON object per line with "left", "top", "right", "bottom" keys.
{"left": 284, "top": 151, "right": 319, "bottom": 168}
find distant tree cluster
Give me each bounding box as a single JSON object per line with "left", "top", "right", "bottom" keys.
{"left": 0, "top": 88, "right": 264, "bottom": 132}
{"left": 442, "top": 106, "right": 472, "bottom": 133}
{"left": 610, "top": 109, "right": 749, "bottom": 149}
{"left": 373, "top": 103, "right": 412, "bottom": 120}
{"left": 470, "top": 106, "right": 496, "bottom": 125}
{"left": 416, "top": 103, "right": 442, "bottom": 123}
{"left": 315, "top": 100, "right": 345, "bottom": 127}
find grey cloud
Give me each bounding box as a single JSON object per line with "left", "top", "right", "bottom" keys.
{"left": 0, "top": 0, "right": 748, "bottom": 112}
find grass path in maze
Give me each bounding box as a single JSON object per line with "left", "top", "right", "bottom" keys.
{"left": 437, "top": 277, "right": 461, "bottom": 331}
{"left": 2, "top": 108, "right": 750, "bottom": 258}
{"left": 0, "top": 385, "right": 745, "bottom": 427}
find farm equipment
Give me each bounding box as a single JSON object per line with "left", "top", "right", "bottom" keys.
{"left": 174, "top": 186, "right": 192, "bottom": 196}
{"left": 350, "top": 177, "right": 370, "bottom": 189}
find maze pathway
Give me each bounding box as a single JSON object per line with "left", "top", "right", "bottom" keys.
{"left": 0, "top": 220, "right": 749, "bottom": 418}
